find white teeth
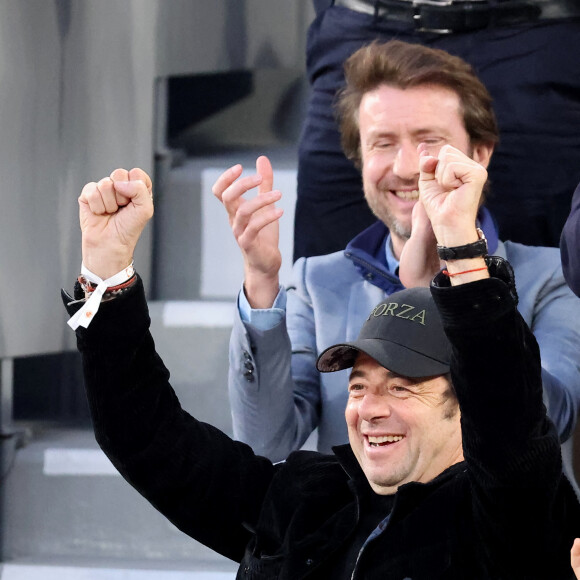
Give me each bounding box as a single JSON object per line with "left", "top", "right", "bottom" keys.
{"left": 368, "top": 435, "right": 404, "bottom": 446}
{"left": 394, "top": 190, "right": 419, "bottom": 200}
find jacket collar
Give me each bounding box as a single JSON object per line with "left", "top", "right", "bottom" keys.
{"left": 332, "top": 443, "right": 467, "bottom": 508}
{"left": 332, "top": 443, "right": 372, "bottom": 493}
{"left": 343, "top": 207, "right": 499, "bottom": 290}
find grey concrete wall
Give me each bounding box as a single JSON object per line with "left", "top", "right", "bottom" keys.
{"left": 0, "top": 0, "right": 157, "bottom": 357}
{"left": 155, "top": 0, "right": 311, "bottom": 76}
{"left": 0, "top": 0, "right": 312, "bottom": 358}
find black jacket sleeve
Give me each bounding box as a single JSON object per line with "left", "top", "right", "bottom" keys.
{"left": 64, "top": 277, "right": 276, "bottom": 563}
{"left": 431, "top": 258, "right": 580, "bottom": 578}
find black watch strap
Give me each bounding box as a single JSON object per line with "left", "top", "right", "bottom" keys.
{"left": 437, "top": 228, "right": 488, "bottom": 261}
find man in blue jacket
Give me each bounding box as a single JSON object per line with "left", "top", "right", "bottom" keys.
{"left": 67, "top": 145, "right": 580, "bottom": 579}
{"left": 214, "top": 40, "right": 580, "bottom": 462}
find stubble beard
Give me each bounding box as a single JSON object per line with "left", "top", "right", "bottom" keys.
{"left": 364, "top": 188, "right": 413, "bottom": 242}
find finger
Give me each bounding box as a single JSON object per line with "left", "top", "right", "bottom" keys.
{"left": 113, "top": 179, "right": 153, "bottom": 212}
{"left": 79, "top": 181, "right": 110, "bottom": 216}
{"left": 110, "top": 168, "right": 131, "bottom": 206}
{"left": 79, "top": 182, "right": 99, "bottom": 214}
{"left": 411, "top": 199, "right": 436, "bottom": 237}
{"left": 231, "top": 190, "right": 282, "bottom": 237}
{"left": 220, "top": 174, "right": 263, "bottom": 217}
{"left": 212, "top": 164, "right": 243, "bottom": 201}
{"left": 128, "top": 167, "right": 153, "bottom": 192}
{"left": 417, "top": 142, "right": 430, "bottom": 156}
{"left": 571, "top": 538, "right": 580, "bottom": 572}
{"left": 438, "top": 143, "right": 460, "bottom": 160}
{"left": 128, "top": 168, "right": 153, "bottom": 205}
{"left": 419, "top": 154, "right": 438, "bottom": 180}
{"left": 438, "top": 159, "right": 486, "bottom": 191}
{"left": 411, "top": 198, "right": 428, "bottom": 223}
{"left": 434, "top": 144, "right": 472, "bottom": 179}
{"left": 97, "top": 177, "right": 121, "bottom": 214}
{"left": 436, "top": 161, "right": 468, "bottom": 190}
{"left": 110, "top": 168, "right": 129, "bottom": 181}
{"left": 256, "top": 156, "right": 273, "bottom": 195}
{"left": 235, "top": 206, "right": 284, "bottom": 251}
{"left": 234, "top": 190, "right": 282, "bottom": 225}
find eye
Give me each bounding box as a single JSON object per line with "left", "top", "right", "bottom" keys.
{"left": 422, "top": 137, "right": 444, "bottom": 146}
{"left": 389, "top": 385, "right": 411, "bottom": 398}
{"left": 348, "top": 383, "right": 365, "bottom": 397}
{"left": 374, "top": 140, "right": 393, "bottom": 149}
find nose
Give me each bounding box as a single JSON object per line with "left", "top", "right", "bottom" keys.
{"left": 358, "top": 392, "right": 392, "bottom": 423}
{"left": 392, "top": 142, "right": 420, "bottom": 181}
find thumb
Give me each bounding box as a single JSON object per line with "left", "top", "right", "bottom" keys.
{"left": 257, "top": 155, "right": 274, "bottom": 194}
{"left": 419, "top": 153, "right": 438, "bottom": 183}
{"left": 112, "top": 179, "right": 152, "bottom": 209}
{"left": 411, "top": 200, "right": 433, "bottom": 232}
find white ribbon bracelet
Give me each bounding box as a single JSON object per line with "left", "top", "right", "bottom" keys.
{"left": 67, "top": 262, "right": 135, "bottom": 330}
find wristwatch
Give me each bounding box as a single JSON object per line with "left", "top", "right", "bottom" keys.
{"left": 437, "top": 228, "right": 488, "bottom": 261}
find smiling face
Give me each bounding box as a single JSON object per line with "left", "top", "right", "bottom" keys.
{"left": 359, "top": 83, "right": 492, "bottom": 255}
{"left": 346, "top": 352, "right": 463, "bottom": 495}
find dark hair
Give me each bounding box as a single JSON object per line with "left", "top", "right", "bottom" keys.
{"left": 336, "top": 40, "right": 499, "bottom": 167}
{"left": 441, "top": 373, "right": 459, "bottom": 420}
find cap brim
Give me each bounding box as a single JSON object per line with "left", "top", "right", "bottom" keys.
{"left": 316, "top": 338, "right": 450, "bottom": 378}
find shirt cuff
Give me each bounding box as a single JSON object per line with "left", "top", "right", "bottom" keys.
{"left": 238, "top": 284, "right": 286, "bottom": 331}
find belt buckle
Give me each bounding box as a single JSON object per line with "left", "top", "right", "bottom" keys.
{"left": 412, "top": 0, "right": 452, "bottom": 34}
{"left": 412, "top": 0, "right": 488, "bottom": 34}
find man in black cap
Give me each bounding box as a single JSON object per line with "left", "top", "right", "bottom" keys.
{"left": 316, "top": 286, "right": 462, "bottom": 502}
{"left": 64, "top": 146, "right": 580, "bottom": 578}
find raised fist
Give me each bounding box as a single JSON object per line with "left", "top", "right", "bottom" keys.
{"left": 79, "top": 167, "right": 153, "bottom": 279}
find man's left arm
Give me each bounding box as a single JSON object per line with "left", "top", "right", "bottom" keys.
{"left": 431, "top": 259, "right": 579, "bottom": 577}
{"left": 419, "top": 145, "right": 580, "bottom": 577}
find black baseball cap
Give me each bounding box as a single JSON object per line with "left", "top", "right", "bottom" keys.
{"left": 316, "top": 287, "right": 451, "bottom": 377}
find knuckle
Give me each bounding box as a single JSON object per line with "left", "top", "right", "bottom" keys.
{"left": 236, "top": 202, "right": 252, "bottom": 218}
{"left": 80, "top": 182, "right": 97, "bottom": 197}
{"left": 86, "top": 187, "right": 101, "bottom": 203}
{"left": 97, "top": 176, "right": 112, "bottom": 190}
{"left": 212, "top": 180, "right": 225, "bottom": 198}
{"left": 231, "top": 223, "right": 245, "bottom": 240}
{"left": 110, "top": 167, "right": 128, "bottom": 180}
{"left": 221, "top": 190, "right": 234, "bottom": 206}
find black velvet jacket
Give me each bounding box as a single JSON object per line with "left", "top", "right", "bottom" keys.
{"left": 65, "top": 259, "right": 580, "bottom": 579}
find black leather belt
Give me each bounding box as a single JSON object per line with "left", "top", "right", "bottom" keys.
{"left": 333, "top": 0, "right": 573, "bottom": 33}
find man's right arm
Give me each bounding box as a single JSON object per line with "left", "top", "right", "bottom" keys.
{"left": 228, "top": 258, "right": 322, "bottom": 462}
{"left": 70, "top": 168, "right": 277, "bottom": 562}
{"left": 214, "top": 158, "right": 321, "bottom": 461}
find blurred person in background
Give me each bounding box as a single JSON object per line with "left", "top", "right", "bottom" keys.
{"left": 295, "top": 0, "right": 580, "bottom": 260}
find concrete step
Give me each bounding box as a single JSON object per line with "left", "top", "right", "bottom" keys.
{"left": 2, "top": 297, "right": 244, "bottom": 573}
{"left": 148, "top": 301, "right": 235, "bottom": 437}
{"left": 2, "top": 428, "right": 236, "bottom": 570}
{"left": 0, "top": 558, "right": 237, "bottom": 579}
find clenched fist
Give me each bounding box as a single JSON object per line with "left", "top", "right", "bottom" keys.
{"left": 418, "top": 144, "right": 487, "bottom": 248}
{"left": 79, "top": 167, "right": 154, "bottom": 279}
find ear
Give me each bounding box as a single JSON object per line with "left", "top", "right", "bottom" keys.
{"left": 472, "top": 142, "right": 494, "bottom": 169}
